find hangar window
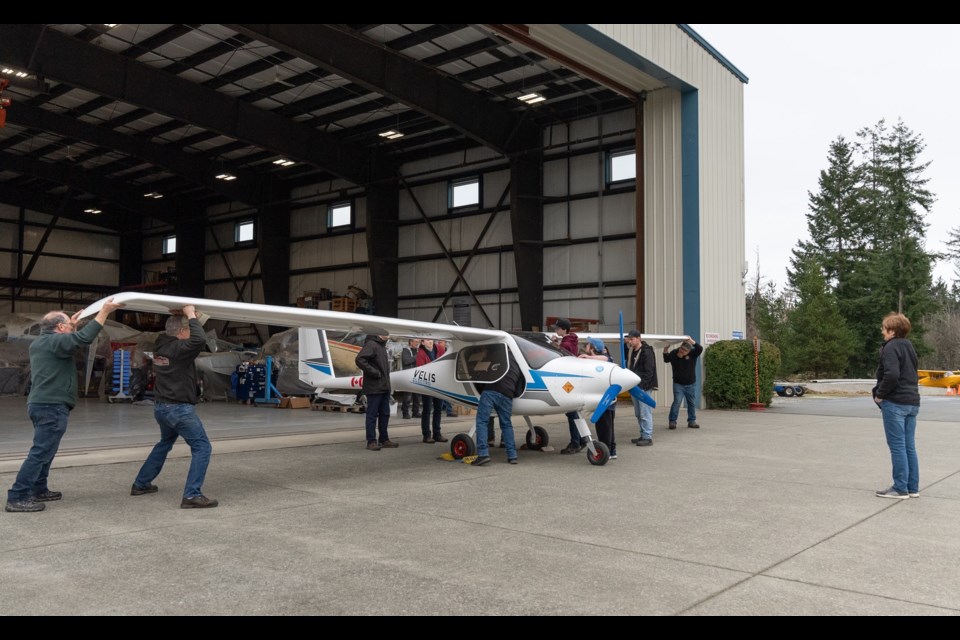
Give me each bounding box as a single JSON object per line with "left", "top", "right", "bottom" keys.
{"left": 235, "top": 220, "right": 255, "bottom": 245}
{"left": 162, "top": 235, "right": 177, "bottom": 255}
{"left": 328, "top": 201, "right": 353, "bottom": 230}
{"left": 607, "top": 149, "right": 637, "bottom": 184}
{"left": 449, "top": 177, "right": 481, "bottom": 212}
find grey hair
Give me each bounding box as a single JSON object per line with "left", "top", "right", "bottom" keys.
{"left": 40, "top": 311, "right": 70, "bottom": 331}
{"left": 165, "top": 315, "right": 186, "bottom": 336}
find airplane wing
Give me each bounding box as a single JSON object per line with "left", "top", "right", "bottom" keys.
{"left": 579, "top": 333, "right": 689, "bottom": 348}
{"left": 79, "top": 292, "right": 508, "bottom": 343}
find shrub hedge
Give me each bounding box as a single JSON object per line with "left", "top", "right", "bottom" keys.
{"left": 703, "top": 340, "right": 781, "bottom": 409}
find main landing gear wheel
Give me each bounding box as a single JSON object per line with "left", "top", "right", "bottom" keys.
{"left": 783, "top": 386, "right": 795, "bottom": 397}
{"left": 794, "top": 386, "right": 806, "bottom": 397}
{"left": 450, "top": 433, "right": 476, "bottom": 460}
{"left": 586, "top": 441, "right": 610, "bottom": 466}
{"left": 525, "top": 426, "right": 549, "bottom": 449}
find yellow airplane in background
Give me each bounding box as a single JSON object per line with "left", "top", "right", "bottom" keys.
{"left": 917, "top": 369, "right": 960, "bottom": 389}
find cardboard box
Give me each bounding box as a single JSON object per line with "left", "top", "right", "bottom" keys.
{"left": 279, "top": 396, "right": 312, "bottom": 409}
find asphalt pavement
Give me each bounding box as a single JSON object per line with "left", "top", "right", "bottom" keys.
{"left": 1, "top": 392, "right": 958, "bottom": 615}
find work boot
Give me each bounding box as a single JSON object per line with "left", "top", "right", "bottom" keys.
{"left": 5, "top": 498, "right": 45, "bottom": 512}
{"left": 130, "top": 483, "right": 159, "bottom": 496}
{"left": 181, "top": 495, "right": 219, "bottom": 509}
{"left": 33, "top": 489, "right": 62, "bottom": 502}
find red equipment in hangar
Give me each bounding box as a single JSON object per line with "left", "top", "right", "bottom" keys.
{"left": 0, "top": 78, "right": 11, "bottom": 128}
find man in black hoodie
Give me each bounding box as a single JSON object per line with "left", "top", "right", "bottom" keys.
{"left": 131, "top": 305, "right": 218, "bottom": 508}
{"left": 356, "top": 334, "right": 397, "bottom": 451}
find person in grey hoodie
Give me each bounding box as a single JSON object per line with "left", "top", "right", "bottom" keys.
{"left": 131, "top": 304, "right": 218, "bottom": 508}
{"left": 5, "top": 298, "right": 123, "bottom": 513}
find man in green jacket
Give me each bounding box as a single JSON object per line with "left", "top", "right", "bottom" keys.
{"left": 5, "top": 298, "right": 123, "bottom": 513}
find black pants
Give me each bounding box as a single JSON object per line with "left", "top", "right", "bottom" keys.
{"left": 595, "top": 409, "right": 616, "bottom": 452}
{"left": 421, "top": 397, "right": 442, "bottom": 438}
{"left": 401, "top": 392, "right": 421, "bottom": 417}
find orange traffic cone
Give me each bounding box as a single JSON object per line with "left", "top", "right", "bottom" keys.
{"left": 948, "top": 386, "right": 956, "bottom": 396}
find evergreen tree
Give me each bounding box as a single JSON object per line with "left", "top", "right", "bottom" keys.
{"left": 799, "top": 136, "right": 862, "bottom": 289}
{"left": 783, "top": 255, "right": 854, "bottom": 377}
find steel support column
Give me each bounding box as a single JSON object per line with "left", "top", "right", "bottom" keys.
{"left": 365, "top": 183, "right": 399, "bottom": 318}
{"left": 510, "top": 148, "right": 544, "bottom": 330}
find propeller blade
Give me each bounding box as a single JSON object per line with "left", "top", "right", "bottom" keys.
{"left": 629, "top": 386, "right": 656, "bottom": 408}
{"left": 590, "top": 384, "right": 622, "bottom": 423}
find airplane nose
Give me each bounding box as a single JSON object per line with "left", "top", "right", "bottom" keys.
{"left": 610, "top": 366, "right": 640, "bottom": 391}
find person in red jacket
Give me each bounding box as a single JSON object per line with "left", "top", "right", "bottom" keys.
{"left": 415, "top": 339, "right": 448, "bottom": 443}
{"left": 551, "top": 319, "right": 585, "bottom": 454}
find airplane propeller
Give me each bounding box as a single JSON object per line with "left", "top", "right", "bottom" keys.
{"left": 590, "top": 384, "right": 622, "bottom": 423}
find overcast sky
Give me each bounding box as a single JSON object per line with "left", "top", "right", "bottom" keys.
{"left": 687, "top": 24, "right": 960, "bottom": 290}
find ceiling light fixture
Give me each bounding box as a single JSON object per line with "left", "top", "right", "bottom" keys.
{"left": 143, "top": 192, "right": 163, "bottom": 199}
{"left": 84, "top": 208, "right": 102, "bottom": 214}
{"left": 517, "top": 92, "right": 546, "bottom": 105}
{"left": 378, "top": 129, "right": 404, "bottom": 140}
{"left": 272, "top": 158, "right": 295, "bottom": 167}
{"left": 215, "top": 173, "right": 237, "bottom": 181}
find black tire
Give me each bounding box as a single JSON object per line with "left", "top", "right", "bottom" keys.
{"left": 794, "top": 386, "right": 805, "bottom": 397}
{"left": 783, "top": 386, "right": 795, "bottom": 397}
{"left": 776, "top": 390, "right": 786, "bottom": 397}
{"left": 450, "top": 433, "right": 476, "bottom": 460}
{"left": 586, "top": 441, "right": 610, "bottom": 466}
{"left": 525, "top": 426, "right": 549, "bottom": 449}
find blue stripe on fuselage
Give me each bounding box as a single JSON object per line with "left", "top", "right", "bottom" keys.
{"left": 525, "top": 369, "right": 591, "bottom": 391}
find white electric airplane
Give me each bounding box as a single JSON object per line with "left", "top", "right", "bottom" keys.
{"left": 80, "top": 292, "right": 683, "bottom": 465}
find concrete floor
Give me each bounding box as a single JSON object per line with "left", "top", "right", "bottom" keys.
{"left": 1, "top": 393, "right": 958, "bottom": 615}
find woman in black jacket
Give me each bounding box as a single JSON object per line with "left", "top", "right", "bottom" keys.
{"left": 872, "top": 312, "right": 920, "bottom": 499}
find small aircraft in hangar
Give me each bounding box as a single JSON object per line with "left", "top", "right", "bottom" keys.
{"left": 80, "top": 292, "right": 681, "bottom": 465}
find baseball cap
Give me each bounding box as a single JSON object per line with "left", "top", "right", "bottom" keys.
{"left": 586, "top": 337, "right": 605, "bottom": 352}
{"left": 626, "top": 330, "right": 642, "bottom": 338}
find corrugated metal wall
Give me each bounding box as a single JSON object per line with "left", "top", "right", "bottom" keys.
{"left": 590, "top": 23, "right": 747, "bottom": 346}
{"left": 0, "top": 203, "right": 119, "bottom": 314}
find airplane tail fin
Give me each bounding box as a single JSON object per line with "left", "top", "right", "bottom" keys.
{"left": 298, "top": 328, "right": 335, "bottom": 387}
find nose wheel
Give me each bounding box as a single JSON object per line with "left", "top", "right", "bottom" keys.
{"left": 586, "top": 441, "right": 610, "bottom": 466}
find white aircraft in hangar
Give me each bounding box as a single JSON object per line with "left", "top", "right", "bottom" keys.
{"left": 80, "top": 292, "right": 684, "bottom": 466}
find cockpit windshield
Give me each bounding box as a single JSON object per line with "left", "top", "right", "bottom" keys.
{"left": 509, "top": 332, "right": 569, "bottom": 370}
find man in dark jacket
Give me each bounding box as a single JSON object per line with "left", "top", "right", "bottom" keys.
{"left": 625, "top": 330, "right": 657, "bottom": 446}
{"left": 663, "top": 336, "right": 704, "bottom": 429}
{"left": 356, "top": 334, "right": 397, "bottom": 451}
{"left": 5, "top": 298, "right": 123, "bottom": 513}
{"left": 399, "top": 338, "right": 421, "bottom": 419}
{"left": 472, "top": 348, "right": 524, "bottom": 466}
{"left": 131, "top": 305, "right": 218, "bottom": 508}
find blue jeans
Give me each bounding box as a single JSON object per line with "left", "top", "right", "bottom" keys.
{"left": 475, "top": 390, "right": 517, "bottom": 460}
{"left": 135, "top": 402, "right": 212, "bottom": 498}
{"left": 632, "top": 396, "right": 653, "bottom": 441}
{"left": 365, "top": 393, "right": 391, "bottom": 443}
{"left": 8, "top": 403, "right": 70, "bottom": 501}
{"left": 880, "top": 400, "right": 919, "bottom": 493}
{"left": 668, "top": 382, "right": 698, "bottom": 424}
